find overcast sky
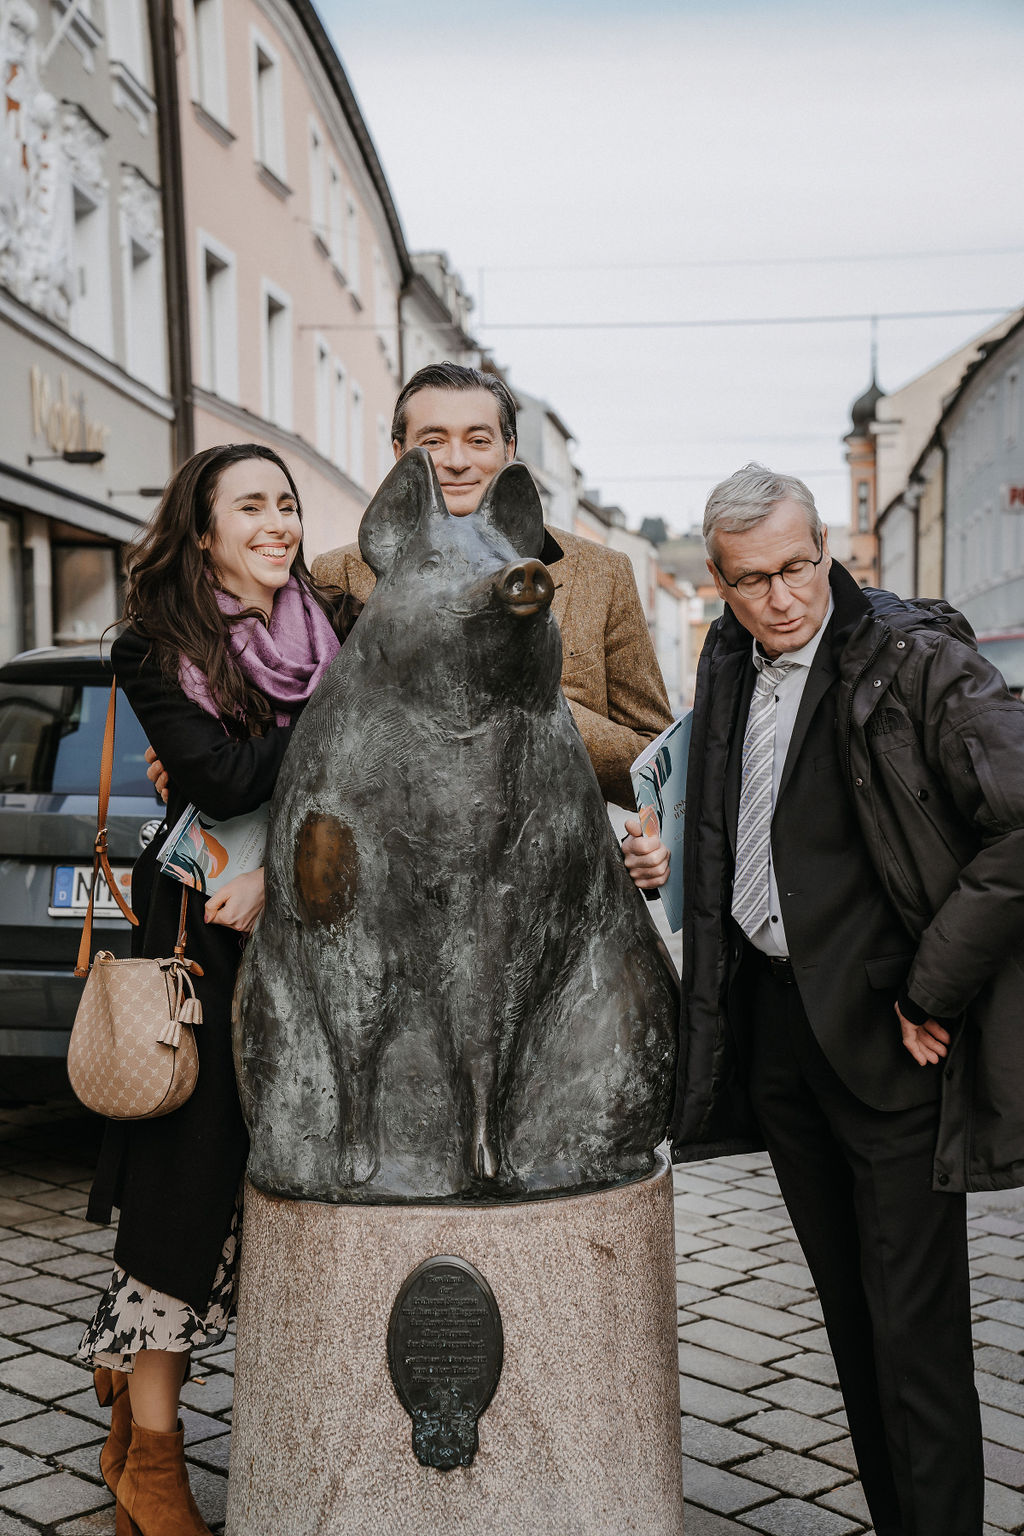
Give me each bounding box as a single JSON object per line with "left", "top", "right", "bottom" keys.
{"left": 319, "top": 0, "right": 1024, "bottom": 535}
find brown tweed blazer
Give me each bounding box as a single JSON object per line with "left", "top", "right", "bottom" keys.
{"left": 311, "top": 525, "right": 673, "bottom": 809}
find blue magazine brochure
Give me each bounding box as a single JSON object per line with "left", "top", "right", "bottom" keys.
{"left": 158, "top": 802, "right": 269, "bottom": 897}
{"left": 630, "top": 711, "right": 692, "bottom": 933}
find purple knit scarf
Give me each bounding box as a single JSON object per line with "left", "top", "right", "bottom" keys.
{"left": 179, "top": 577, "right": 341, "bottom": 727}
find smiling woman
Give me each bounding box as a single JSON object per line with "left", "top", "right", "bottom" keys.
{"left": 73, "top": 443, "right": 360, "bottom": 1536}
{"left": 201, "top": 460, "right": 303, "bottom": 617}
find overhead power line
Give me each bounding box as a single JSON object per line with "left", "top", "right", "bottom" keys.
{"left": 477, "top": 246, "right": 1024, "bottom": 276}
{"left": 476, "top": 305, "right": 1018, "bottom": 334}
{"left": 601, "top": 433, "right": 838, "bottom": 449}
{"left": 594, "top": 470, "right": 848, "bottom": 484}
{"left": 300, "top": 304, "right": 1017, "bottom": 335}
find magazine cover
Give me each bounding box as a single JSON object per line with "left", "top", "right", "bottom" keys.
{"left": 158, "top": 802, "right": 270, "bottom": 897}
{"left": 630, "top": 710, "right": 692, "bottom": 933}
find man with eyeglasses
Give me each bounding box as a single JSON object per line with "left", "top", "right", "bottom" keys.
{"left": 669, "top": 463, "right": 1024, "bottom": 1536}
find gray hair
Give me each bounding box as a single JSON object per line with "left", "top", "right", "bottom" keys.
{"left": 703, "top": 463, "right": 821, "bottom": 561}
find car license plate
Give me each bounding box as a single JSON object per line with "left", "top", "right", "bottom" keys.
{"left": 49, "top": 864, "right": 132, "bottom": 919}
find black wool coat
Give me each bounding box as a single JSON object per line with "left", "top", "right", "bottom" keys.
{"left": 672, "top": 562, "right": 1024, "bottom": 1193}
{"left": 86, "top": 627, "right": 298, "bottom": 1313}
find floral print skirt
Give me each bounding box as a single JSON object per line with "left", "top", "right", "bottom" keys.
{"left": 77, "top": 1195, "right": 241, "bottom": 1373}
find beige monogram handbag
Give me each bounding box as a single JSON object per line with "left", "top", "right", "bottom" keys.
{"left": 67, "top": 682, "right": 203, "bottom": 1120}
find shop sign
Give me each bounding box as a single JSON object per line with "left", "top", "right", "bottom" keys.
{"left": 30, "top": 367, "right": 110, "bottom": 457}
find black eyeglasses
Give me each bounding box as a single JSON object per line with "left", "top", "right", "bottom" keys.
{"left": 715, "top": 538, "right": 824, "bottom": 600}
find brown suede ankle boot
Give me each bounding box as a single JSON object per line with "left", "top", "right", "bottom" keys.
{"left": 115, "top": 1420, "right": 211, "bottom": 1536}
{"left": 97, "top": 1368, "right": 131, "bottom": 1493}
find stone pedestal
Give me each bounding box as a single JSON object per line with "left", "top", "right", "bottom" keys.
{"left": 226, "top": 1154, "right": 684, "bottom": 1536}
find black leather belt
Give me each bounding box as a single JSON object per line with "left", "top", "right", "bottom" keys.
{"left": 745, "top": 945, "right": 797, "bottom": 985}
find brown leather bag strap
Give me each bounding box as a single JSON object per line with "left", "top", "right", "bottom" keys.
{"left": 74, "top": 681, "right": 139, "bottom": 979}
{"left": 173, "top": 886, "right": 189, "bottom": 960}
{"left": 94, "top": 682, "right": 139, "bottom": 928}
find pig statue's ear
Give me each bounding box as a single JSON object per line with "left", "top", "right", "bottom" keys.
{"left": 477, "top": 462, "right": 545, "bottom": 558}
{"left": 358, "top": 449, "right": 441, "bottom": 577}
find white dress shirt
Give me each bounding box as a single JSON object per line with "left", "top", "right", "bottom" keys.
{"left": 744, "top": 595, "right": 835, "bottom": 958}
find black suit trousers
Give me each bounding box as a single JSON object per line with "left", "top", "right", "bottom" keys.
{"left": 743, "top": 962, "right": 983, "bottom": 1536}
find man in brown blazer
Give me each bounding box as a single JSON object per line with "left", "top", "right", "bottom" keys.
{"left": 311, "top": 364, "right": 675, "bottom": 828}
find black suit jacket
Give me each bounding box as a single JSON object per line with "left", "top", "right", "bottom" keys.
{"left": 725, "top": 625, "right": 940, "bottom": 1111}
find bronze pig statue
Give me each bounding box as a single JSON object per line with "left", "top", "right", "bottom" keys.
{"left": 233, "top": 449, "right": 678, "bottom": 1202}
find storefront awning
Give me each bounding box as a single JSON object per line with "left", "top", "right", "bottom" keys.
{"left": 0, "top": 464, "right": 148, "bottom": 543}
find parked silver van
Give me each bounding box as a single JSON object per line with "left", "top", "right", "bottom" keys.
{"left": 0, "top": 644, "right": 162, "bottom": 1061}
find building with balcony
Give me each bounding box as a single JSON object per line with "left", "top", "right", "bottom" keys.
{"left": 0, "top": 0, "right": 175, "bottom": 662}
{"left": 400, "top": 251, "right": 480, "bottom": 381}
{"left": 515, "top": 391, "right": 580, "bottom": 535}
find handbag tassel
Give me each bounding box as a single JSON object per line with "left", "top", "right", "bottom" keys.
{"left": 157, "top": 962, "right": 204, "bottom": 1048}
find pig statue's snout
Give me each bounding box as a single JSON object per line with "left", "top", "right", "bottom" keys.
{"left": 495, "top": 558, "right": 554, "bottom": 618}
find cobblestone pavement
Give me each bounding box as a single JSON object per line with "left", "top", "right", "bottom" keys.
{"left": 0, "top": 1087, "right": 1022, "bottom": 1535}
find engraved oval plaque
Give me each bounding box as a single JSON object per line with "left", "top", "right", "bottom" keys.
{"left": 387, "top": 1254, "right": 504, "bottom": 1470}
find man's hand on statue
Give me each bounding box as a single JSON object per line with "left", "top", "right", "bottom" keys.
{"left": 144, "top": 746, "right": 169, "bottom": 803}
{"left": 895, "top": 1003, "right": 950, "bottom": 1066}
{"left": 622, "top": 818, "right": 670, "bottom": 889}
{"left": 205, "top": 868, "right": 266, "bottom": 933}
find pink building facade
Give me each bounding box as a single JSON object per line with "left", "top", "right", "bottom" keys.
{"left": 175, "top": 0, "right": 412, "bottom": 556}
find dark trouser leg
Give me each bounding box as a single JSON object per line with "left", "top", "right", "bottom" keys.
{"left": 744, "top": 967, "right": 983, "bottom": 1536}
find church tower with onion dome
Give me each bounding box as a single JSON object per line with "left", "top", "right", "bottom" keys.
{"left": 843, "top": 351, "right": 884, "bottom": 588}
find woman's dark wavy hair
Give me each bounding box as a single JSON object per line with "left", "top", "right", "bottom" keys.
{"left": 122, "top": 443, "right": 357, "bottom": 735}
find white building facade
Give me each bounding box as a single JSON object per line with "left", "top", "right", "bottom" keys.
{"left": 943, "top": 319, "right": 1024, "bottom": 633}
{"left": 400, "top": 252, "right": 480, "bottom": 381}
{"left": 515, "top": 392, "right": 579, "bottom": 534}
{"left": 0, "top": 0, "right": 175, "bottom": 662}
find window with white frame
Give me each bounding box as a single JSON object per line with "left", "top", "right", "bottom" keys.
{"left": 124, "top": 238, "right": 165, "bottom": 390}
{"left": 376, "top": 414, "right": 392, "bottom": 483}
{"left": 70, "top": 185, "right": 113, "bottom": 355}
{"left": 346, "top": 196, "right": 360, "bottom": 297}
{"left": 309, "top": 124, "right": 326, "bottom": 245}
{"left": 263, "top": 282, "right": 292, "bottom": 429}
{"left": 315, "top": 337, "right": 332, "bottom": 456}
{"left": 373, "top": 248, "right": 396, "bottom": 370}
{"left": 192, "top": 0, "right": 228, "bottom": 123}
{"left": 987, "top": 386, "right": 998, "bottom": 461}
{"left": 52, "top": 0, "right": 101, "bottom": 71}
{"left": 373, "top": 249, "right": 384, "bottom": 324}
{"left": 350, "top": 381, "right": 364, "bottom": 485}
{"left": 199, "top": 234, "right": 237, "bottom": 401}
{"left": 107, "top": 0, "right": 148, "bottom": 84}
{"left": 327, "top": 161, "right": 343, "bottom": 272}
{"left": 332, "top": 362, "right": 348, "bottom": 471}
{"left": 947, "top": 429, "right": 960, "bottom": 496}
{"left": 252, "top": 33, "right": 286, "bottom": 178}
{"left": 1006, "top": 369, "right": 1019, "bottom": 449}
{"left": 120, "top": 169, "right": 164, "bottom": 390}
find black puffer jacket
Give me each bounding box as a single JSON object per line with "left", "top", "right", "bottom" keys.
{"left": 671, "top": 563, "right": 1024, "bottom": 1193}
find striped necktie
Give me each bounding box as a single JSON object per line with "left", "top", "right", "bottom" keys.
{"left": 732, "top": 657, "right": 793, "bottom": 939}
